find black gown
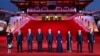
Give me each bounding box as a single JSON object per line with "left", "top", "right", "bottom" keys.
{"left": 66, "top": 34, "right": 72, "bottom": 51}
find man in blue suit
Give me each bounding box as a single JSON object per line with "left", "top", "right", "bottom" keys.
{"left": 87, "top": 29, "right": 95, "bottom": 53}
{"left": 36, "top": 28, "right": 43, "bottom": 52}
{"left": 27, "top": 29, "right": 34, "bottom": 52}
{"left": 46, "top": 29, "right": 54, "bottom": 52}
{"left": 76, "top": 30, "right": 83, "bottom": 53}
{"left": 16, "top": 30, "right": 23, "bottom": 53}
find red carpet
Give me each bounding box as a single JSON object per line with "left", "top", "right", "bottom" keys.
{"left": 0, "top": 19, "right": 100, "bottom": 56}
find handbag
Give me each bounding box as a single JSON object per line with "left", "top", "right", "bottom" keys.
{"left": 8, "top": 43, "right": 12, "bottom": 48}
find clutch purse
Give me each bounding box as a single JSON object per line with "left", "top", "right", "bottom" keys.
{"left": 8, "top": 43, "right": 12, "bottom": 48}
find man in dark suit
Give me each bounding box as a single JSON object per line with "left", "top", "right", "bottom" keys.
{"left": 16, "top": 30, "right": 23, "bottom": 53}
{"left": 76, "top": 30, "right": 83, "bottom": 53}
{"left": 36, "top": 28, "right": 43, "bottom": 52}
{"left": 27, "top": 29, "right": 34, "bottom": 52}
{"left": 87, "top": 29, "right": 95, "bottom": 53}
{"left": 46, "top": 29, "right": 53, "bottom": 52}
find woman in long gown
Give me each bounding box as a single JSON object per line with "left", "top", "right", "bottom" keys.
{"left": 66, "top": 30, "right": 72, "bottom": 52}
{"left": 56, "top": 30, "right": 63, "bottom": 52}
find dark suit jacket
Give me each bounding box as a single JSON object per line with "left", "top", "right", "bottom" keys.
{"left": 7, "top": 32, "right": 13, "bottom": 44}
{"left": 76, "top": 33, "right": 83, "bottom": 43}
{"left": 87, "top": 32, "right": 94, "bottom": 43}
{"left": 16, "top": 33, "right": 23, "bottom": 43}
{"left": 36, "top": 32, "right": 43, "bottom": 42}
{"left": 27, "top": 33, "right": 33, "bottom": 42}
{"left": 46, "top": 33, "right": 53, "bottom": 43}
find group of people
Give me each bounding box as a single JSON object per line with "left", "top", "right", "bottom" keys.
{"left": 6, "top": 28, "right": 95, "bottom": 53}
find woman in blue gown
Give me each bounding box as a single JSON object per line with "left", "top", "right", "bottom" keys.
{"left": 56, "top": 30, "right": 63, "bottom": 52}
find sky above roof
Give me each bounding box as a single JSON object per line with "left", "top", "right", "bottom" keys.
{"left": 0, "top": 0, "right": 100, "bottom": 12}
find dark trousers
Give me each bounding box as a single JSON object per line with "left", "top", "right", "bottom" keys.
{"left": 17, "top": 42, "right": 22, "bottom": 52}
{"left": 48, "top": 42, "right": 52, "bottom": 52}
{"left": 88, "top": 42, "right": 94, "bottom": 53}
{"left": 77, "top": 43, "right": 82, "bottom": 53}
{"left": 37, "top": 42, "right": 42, "bottom": 52}
{"left": 27, "top": 41, "right": 32, "bottom": 52}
